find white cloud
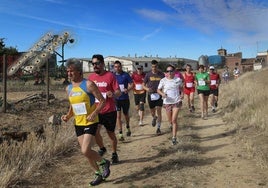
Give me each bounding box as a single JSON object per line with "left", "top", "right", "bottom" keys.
{"left": 137, "top": 0, "right": 268, "bottom": 45}
{"left": 142, "top": 28, "right": 162, "bottom": 40}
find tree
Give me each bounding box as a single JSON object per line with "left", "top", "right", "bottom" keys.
{"left": 0, "top": 38, "right": 19, "bottom": 55}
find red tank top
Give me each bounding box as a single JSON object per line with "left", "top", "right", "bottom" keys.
{"left": 184, "top": 72, "right": 195, "bottom": 88}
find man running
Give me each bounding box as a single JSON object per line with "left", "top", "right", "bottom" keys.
{"left": 113, "top": 60, "right": 133, "bottom": 141}
{"left": 209, "top": 66, "right": 221, "bottom": 113}
{"left": 131, "top": 65, "right": 146, "bottom": 126}
{"left": 61, "top": 58, "right": 110, "bottom": 186}
{"left": 183, "top": 64, "right": 196, "bottom": 112}
{"left": 88, "top": 54, "right": 121, "bottom": 164}
{"left": 143, "top": 60, "right": 165, "bottom": 135}
{"left": 195, "top": 65, "right": 210, "bottom": 119}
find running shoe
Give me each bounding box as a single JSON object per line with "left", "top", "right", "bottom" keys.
{"left": 126, "top": 128, "right": 131, "bottom": 136}
{"left": 152, "top": 116, "right": 157, "bottom": 127}
{"left": 212, "top": 109, "right": 216, "bottom": 113}
{"left": 191, "top": 106, "right": 195, "bottom": 112}
{"left": 98, "top": 147, "right": 107, "bottom": 157}
{"left": 118, "top": 133, "right": 125, "bottom": 141}
{"left": 111, "top": 153, "right": 119, "bottom": 164}
{"left": 215, "top": 102, "right": 218, "bottom": 107}
{"left": 156, "top": 128, "right": 161, "bottom": 135}
{"left": 139, "top": 121, "right": 143, "bottom": 126}
{"left": 172, "top": 137, "right": 177, "bottom": 145}
{"left": 99, "top": 159, "right": 110, "bottom": 179}
{"left": 89, "top": 172, "right": 103, "bottom": 186}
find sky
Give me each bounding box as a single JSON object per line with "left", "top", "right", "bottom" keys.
{"left": 1, "top": 0, "right": 268, "bottom": 61}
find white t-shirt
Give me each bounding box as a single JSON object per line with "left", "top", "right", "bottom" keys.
{"left": 158, "top": 77, "right": 183, "bottom": 104}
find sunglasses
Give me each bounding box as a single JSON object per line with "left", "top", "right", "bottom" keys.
{"left": 166, "top": 70, "right": 174, "bottom": 73}
{"left": 92, "top": 61, "right": 102, "bottom": 66}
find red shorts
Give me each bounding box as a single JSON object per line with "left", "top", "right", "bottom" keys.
{"left": 184, "top": 87, "right": 195, "bottom": 95}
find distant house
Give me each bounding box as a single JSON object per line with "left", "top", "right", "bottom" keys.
{"left": 241, "top": 58, "right": 255, "bottom": 72}
{"left": 104, "top": 56, "right": 198, "bottom": 72}
{"left": 255, "top": 51, "right": 268, "bottom": 70}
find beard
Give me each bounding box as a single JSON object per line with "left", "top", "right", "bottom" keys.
{"left": 94, "top": 68, "right": 101, "bottom": 74}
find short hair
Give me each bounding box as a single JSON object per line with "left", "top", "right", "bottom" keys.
{"left": 186, "top": 64, "right": 192, "bottom": 68}
{"left": 92, "top": 54, "right": 104, "bottom": 63}
{"left": 151, "top": 59, "right": 158, "bottom": 65}
{"left": 114, "top": 60, "right": 121, "bottom": 66}
{"left": 166, "top": 64, "right": 175, "bottom": 70}
{"left": 66, "top": 58, "right": 83, "bottom": 74}
{"left": 199, "top": 65, "right": 205, "bottom": 69}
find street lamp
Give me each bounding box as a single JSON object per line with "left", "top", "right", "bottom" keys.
{"left": 53, "top": 35, "right": 74, "bottom": 84}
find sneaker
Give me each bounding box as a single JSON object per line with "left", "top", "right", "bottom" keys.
{"left": 212, "top": 108, "right": 216, "bottom": 113}
{"left": 89, "top": 172, "right": 103, "bottom": 186}
{"left": 172, "top": 137, "right": 177, "bottom": 145}
{"left": 98, "top": 147, "right": 107, "bottom": 157}
{"left": 111, "top": 153, "right": 119, "bottom": 164}
{"left": 99, "top": 159, "right": 110, "bottom": 179}
{"left": 215, "top": 102, "right": 218, "bottom": 107}
{"left": 118, "top": 133, "right": 125, "bottom": 141}
{"left": 156, "top": 128, "right": 161, "bottom": 135}
{"left": 139, "top": 121, "right": 143, "bottom": 126}
{"left": 126, "top": 128, "right": 131, "bottom": 136}
{"left": 189, "top": 108, "right": 193, "bottom": 113}
{"left": 191, "top": 106, "right": 195, "bottom": 112}
{"left": 152, "top": 116, "right": 157, "bottom": 127}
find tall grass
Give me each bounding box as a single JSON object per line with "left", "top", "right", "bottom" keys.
{"left": 0, "top": 124, "right": 76, "bottom": 187}
{"left": 220, "top": 68, "right": 268, "bottom": 168}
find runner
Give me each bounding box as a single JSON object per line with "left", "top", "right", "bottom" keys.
{"left": 157, "top": 64, "right": 184, "bottom": 145}
{"left": 195, "top": 65, "right": 210, "bottom": 119}
{"left": 233, "top": 67, "right": 240, "bottom": 79}
{"left": 88, "top": 54, "right": 121, "bottom": 164}
{"left": 143, "top": 60, "right": 165, "bottom": 135}
{"left": 61, "top": 58, "right": 110, "bottom": 186}
{"left": 113, "top": 60, "right": 133, "bottom": 141}
{"left": 222, "top": 68, "right": 230, "bottom": 84}
{"left": 183, "top": 64, "right": 196, "bottom": 112}
{"left": 209, "top": 66, "right": 221, "bottom": 113}
{"left": 131, "top": 65, "right": 146, "bottom": 126}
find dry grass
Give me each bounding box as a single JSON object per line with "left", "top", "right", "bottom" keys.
{"left": 0, "top": 123, "right": 76, "bottom": 187}
{"left": 1, "top": 69, "right": 267, "bottom": 187}
{"left": 220, "top": 67, "right": 268, "bottom": 168}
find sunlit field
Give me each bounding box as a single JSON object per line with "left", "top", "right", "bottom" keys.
{"left": 0, "top": 68, "right": 267, "bottom": 187}
{"left": 220, "top": 67, "right": 268, "bottom": 168}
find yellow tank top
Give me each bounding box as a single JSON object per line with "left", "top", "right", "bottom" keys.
{"left": 68, "top": 79, "right": 98, "bottom": 126}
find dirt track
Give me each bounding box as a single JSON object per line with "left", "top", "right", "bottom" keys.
{"left": 33, "top": 103, "right": 268, "bottom": 188}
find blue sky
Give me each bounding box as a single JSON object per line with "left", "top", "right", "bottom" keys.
{"left": 1, "top": 0, "right": 268, "bottom": 61}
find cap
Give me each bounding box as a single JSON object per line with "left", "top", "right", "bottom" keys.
{"left": 137, "top": 65, "right": 143, "bottom": 69}
{"left": 209, "top": 66, "right": 215, "bottom": 70}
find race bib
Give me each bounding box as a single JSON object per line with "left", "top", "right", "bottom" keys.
{"left": 150, "top": 93, "right": 160, "bottom": 101}
{"left": 72, "top": 102, "right": 87, "bottom": 115}
{"left": 135, "top": 84, "right": 143, "bottom": 90}
{"left": 211, "top": 80, "right": 216, "bottom": 85}
{"left": 95, "top": 92, "right": 107, "bottom": 103}
{"left": 198, "top": 80, "right": 206, "bottom": 86}
{"left": 119, "top": 84, "right": 125, "bottom": 92}
{"left": 186, "top": 82, "right": 193, "bottom": 88}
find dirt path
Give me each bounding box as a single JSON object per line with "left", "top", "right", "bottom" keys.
{"left": 37, "top": 107, "right": 268, "bottom": 188}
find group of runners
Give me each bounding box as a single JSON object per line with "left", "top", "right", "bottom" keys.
{"left": 61, "top": 55, "right": 222, "bottom": 186}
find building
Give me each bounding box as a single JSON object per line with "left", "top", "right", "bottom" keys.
{"left": 255, "top": 51, "right": 268, "bottom": 70}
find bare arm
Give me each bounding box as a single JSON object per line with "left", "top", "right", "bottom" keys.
{"left": 61, "top": 86, "right": 74, "bottom": 122}
{"left": 86, "top": 80, "right": 106, "bottom": 121}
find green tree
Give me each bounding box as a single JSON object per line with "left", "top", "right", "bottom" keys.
{"left": 0, "top": 38, "right": 19, "bottom": 55}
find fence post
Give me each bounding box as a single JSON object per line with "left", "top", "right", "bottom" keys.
{"left": 2, "top": 54, "right": 7, "bottom": 112}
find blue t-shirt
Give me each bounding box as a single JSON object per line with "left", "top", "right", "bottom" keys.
{"left": 114, "top": 71, "right": 133, "bottom": 100}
